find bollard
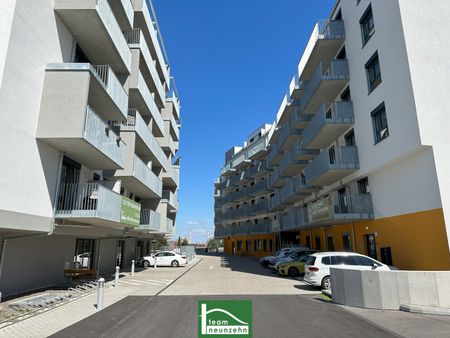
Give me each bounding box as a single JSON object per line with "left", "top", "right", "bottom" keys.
{"left": 114, "top": 266, "right": 120, "bottom": 287}
{"left": 96, "top": 278, "right": 105, "bottom": 310}
{"left": 131, "top": 260, "right": 135, "bottom": 276}
{"left": 154, "top": 257, "right": 157, "bottom": 269}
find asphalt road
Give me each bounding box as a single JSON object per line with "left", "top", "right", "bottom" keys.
{"left": 51, "top": 255, "right": 398, "bottom": 338}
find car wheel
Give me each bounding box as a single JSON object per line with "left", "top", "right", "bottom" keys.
{"left": 288, "top": 267, "right": 299, "bottom": 277}
{"left": 143, "top": 260, "right": 150, "bottom": 268}
{"left": 322, "top": 276, "right": 331, "bottom": 290}
{"left": 171, "top": 260, "right": 179, "bottom": 268}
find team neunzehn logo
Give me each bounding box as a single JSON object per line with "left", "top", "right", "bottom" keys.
{"left": 198, "top": 300, "right": 252, "bottom": 337}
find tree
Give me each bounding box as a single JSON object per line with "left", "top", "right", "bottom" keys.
{"left": 177, "top": 236, "right": 182, "bottom": 247}
{"left": 181, "top": 238, "right": 189, "bottom": 246}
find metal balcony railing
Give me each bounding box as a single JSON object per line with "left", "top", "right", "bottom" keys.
{"left": 139, "top": 209, "right": 161, "bottom": 231}
{"left": 248, "top": 199, "right": 269, "bottom": 216}
{"left": 133, "top": 155, "right": 162, "bottom": 196}
{"left": 166, "top": 218, "right": 174, "bottom": 233}
{"left": 56, "top": 183, "right": 122, "bottom": 221}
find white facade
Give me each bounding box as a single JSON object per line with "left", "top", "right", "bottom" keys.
{"left": 0, "top": 0, "right": 181, "bottom": 296}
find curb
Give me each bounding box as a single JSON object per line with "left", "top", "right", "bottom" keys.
{"left": 400, "top": 303, "right": 450, "bottom": 316}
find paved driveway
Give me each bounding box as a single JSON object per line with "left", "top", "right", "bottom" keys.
{"left": 51, "top": 254, "right": 399, "bottom": 338}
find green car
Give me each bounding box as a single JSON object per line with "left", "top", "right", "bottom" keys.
{"left": 277, "top": 255, "right": 311, "bottom": 277}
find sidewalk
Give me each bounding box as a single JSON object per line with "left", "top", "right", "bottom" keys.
{"left": 0, "top": 258, "right": 201, "bottom": 338}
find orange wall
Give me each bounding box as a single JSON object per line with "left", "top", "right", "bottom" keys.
{"left": 224, "top": 234, "right": 276, "bottom": 257}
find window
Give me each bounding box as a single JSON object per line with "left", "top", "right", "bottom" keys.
{"left": 305, "top": 235, "right": 311, "bottom": 249}
{"left": 371, "top": 102, "right": 389, "bottom": 143}
{"left": 342, "top": 233, "right": 352, "bottom": 251}
{"left": 328, "top": 146, "right": 336, "bottom": 164}
{"left": 74, "top": 238, "right": 95, "bottom": 270}
{"left": 354, "top": 256, "right": 380, "bottom": 267}
{"left": 322, "top": 256, "right": 331, "bottom": 265}
{"left": 269, "top": 240, "right": 273, "bottom": 252}
{"left": 335, "top": 255, "right": 357, "bottom": 265}
{"left": 237, "top": 240, "right": 243, "bottom": 251}
{"left": 358, "top": 177, "right": 369, "bottom": 194}
{"left": 345, "top": 130, "right": 356, "bottom": 146}
{"left": 360, "top": 5, "right": 374, "bottom": 45}
{"left": 340, "top": 87, "right": 351, "bottom": 102}
{"left": 365, "top": 52, "right": 382, "bottom": 92}
{"left": 315, "top": 236, "right": 322, "bottom": 250}
{"left": 327, "top": 236, "right": 335, "bottom": 251}
{"left": 305, "top": 256, "right": 316, "bottom": 266}
{"left": 336, "top": 47, "right": 346, "bottom": 60}
{"left": 263, "top": 239, "right": 268, "bottom": 252}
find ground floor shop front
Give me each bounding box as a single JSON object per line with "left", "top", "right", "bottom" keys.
{"left": 223, "top": 208, "right": 450, "bottom": 270}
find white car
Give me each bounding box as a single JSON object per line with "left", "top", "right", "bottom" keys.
{"left": 304, "top": 252, "right": 393, "bottom": 290}
{"left": 138, "top": 251, "right": 187, "bottom": 268}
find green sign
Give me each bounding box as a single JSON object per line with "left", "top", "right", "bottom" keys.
{"left": 308, "top": 197, "right": 333, "bottom": 223}
{"left": 198, "top": 300, "right": 252, "bottom": 337}
{"left": 120, "top": 196, "right": 141, "bottom": 226}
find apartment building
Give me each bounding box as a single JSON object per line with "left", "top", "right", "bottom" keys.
{"left": 0, "top": 0, "right": 181, "bottom": 296}
{"left": 214, "top": 0, "right": 450, "bottom": 270}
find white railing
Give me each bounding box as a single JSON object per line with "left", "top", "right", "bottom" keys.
{"left": 133, "top": 155, "right": 163, "bottom": 196}
{"left": 140, "top": 209, "right": 161, "bottom": 231}
{"left": 96, "top": 0, "right": 131, "bottom": 71}
{"left": 83, "top": 106, "right": 126, "bottom": 166}
{"left": 120, "top": 0, "right": 134, "bottom": 28}
{"left": 56, "top": 183, "right": 121, "bottom": 221}
{"left": 166, "top": 218, "right": 174, "bottom": 233}
{"left": 92, "top": 65, "right": 128, "bottom": 118}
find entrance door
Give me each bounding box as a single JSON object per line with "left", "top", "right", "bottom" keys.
{"left": 116, "top": 240, "right": 125, "bottom": 268}
{"left": 136, "top": 240, "right": 144, "bottom": 259}
{"left": 74, "top": 239, "right": 95, "bottom": 269}
{"left": 327, "top": 236, "right": 335, "bottom": 251}
{"left": 380, "top": 247, "right": 393, "bottom": 266}
{"left": 364, "top": 234, "right": 377, "bottom": 259}
{"left": 58, "top": 157, "right": 81, "bottom": 210}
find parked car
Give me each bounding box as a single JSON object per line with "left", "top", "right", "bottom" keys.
{"left": 304, "top": 252, "right": 393, "bottom": 290}
{"left": 277, "top": 254, "right": 311, "bottom": 277}
{"left": 137, "top": 251, "right": 187, "bottom": 268}
{"left": 268, "top": 249, "right": 316, "bottom": 271}
{"left": 259, "top": 247, "right": 306, "bottom": 266}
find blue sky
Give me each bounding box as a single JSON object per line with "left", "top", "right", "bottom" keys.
{"left": 152, "top": 0, "right": 335, "bottom": 242}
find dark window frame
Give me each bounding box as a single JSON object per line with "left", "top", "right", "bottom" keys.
{"left": 365, "top": 51, "right": 382, "bottom": 93}
{"left": 371, "top": 102, "right": 389, "bottom": 144}
{"left": 360, "top": 4, "right": 375, "bottom": 46}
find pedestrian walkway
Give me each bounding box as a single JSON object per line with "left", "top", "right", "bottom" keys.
{"left": 118, "top": 278, "right": 173, "bottom": 286}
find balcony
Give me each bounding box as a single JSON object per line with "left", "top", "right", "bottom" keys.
{"left": 139, "top": 209, "right": 161, "bottom": 231}
{"left": 304, "top": 146, "right": 359, "bottom": 186}
{"left": 278, "top": 176, "right": 320, "bottom": 205}
{"left": 132, "top": 0, "right": 170, "bottom": 87}
{"left": 281, "top": 207, "right": 308, "bottom": 231}
{"left": 248, "top": 199, "right": 269, "bottom": 216}
{"left": 233, "top": 222, "right": 272, "bottom": 236}
{"left": 291, "top": 108, "right": 313, "bottom": 129}
{"left": 55, "top": 183, "right": 140, "bottom": 227}
{"left": 247, "top": 160, "right": 271, "bottom": 178}
{"left": 307, "top": 193, "right": 374, "bottom": 225}
{"left": 298, "top": 20, "right": 346, "bottom": 81}
{"left": 128, "top": 71, "right": 165, "bottom": 136}
{"left": 165, "top": 218, "right": 175, "bottom": 234}
{"left": 54, "top": 0, "right": 131, "bottom": 74}
{"left": 220, "top": 163, "right": 236, "bottom": 177}
{"left": 289, "top": 76, "right": 307, "bottom": 100}
{"left": 301, "top": 60, "right": 350, "bottom": 115}
{"left": 162, "top": 190, "right": 178, "bottom": 211}
{"left": 248, "top": 179, "right": 271, "bottom": 197}
{"left": 269, "top": 192, "right": 286, "bottom": 211}
{"left": 126, "top": 29, "right": 165, "bottom": 108}
{"left": 106, "top": 154, "right": 162, "bottom": 198}
{"left": 37, "top": 104, "right": 125, "bottom": 170}
{"left": 292, "top": 140, "right": 320, "bottom": 161}
{"left": 157, "top": 133, "right": 178, "bottom": 155}
{"left": 119, "top": 109, "right": 169, "bottom": 170}
{"left": 232, "top": 187, "right": 251, "bottom": 203}
{"left": 268, "top": 144, "right": 283, "bottom": 166}
{"left": 234, "top": 205, "right": 249, "bottom": 219}
{"left": 278, "top": 123, "right": 303, "bottom": 151}
{"left": 278, "top": 150, "right": 309, "bottom": 177}
{"left": 303, "top": 101, "right": 355, "bottom": 149}
{"left": 162, "top": 164, "right": 180, "bottom": 188}
{"left": 165, "top": 114, "right": 180, "bottom": 142}
{"left": 108, "top": 0, "right": 134, "bottom": 31}
{"left": 269, "top": 166, "right": 285, "bottom": 188}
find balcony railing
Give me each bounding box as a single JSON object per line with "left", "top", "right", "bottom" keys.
{"left": 248, "top": 179, "right": 270, "bottom": 197}
{"left": 281, "top": 207, "right": 309, "bottom": 231}
{"left": 139, "top": 209, "right": 161, "bottom": 231}
{"left": 304, "top": 146, "right": 359, "bottom": 185}
{"left": 56, "top": 183, "right": 122, "bottom": 221}
{"left": 125, "top": 29, "right": 166, "bottom": 106}
{"left": 163, "top": 190, "right": 178, "bottom": 210}
{"left": 120, "top": 109, "right": 169, "bottom": 170}
{"left": 301, "top": 60, "right": 350, "bottom": 114}
{"left": 303, "top": 101, "right": 355, "bottom": 149}
{"left": 298, "top": 19, "right": 345, "bottom": 81}
{"left": 248, "top": 199, "right": 269, "bottom": 216}
{"left": 133, "top": 155, "right": 163, "bottom": 197}
{"left": 166, "top": 218, "right": 174, "bottom": 233}
{"left": 278, "top": 150, "right": 309, "bottom": 178}
{"left": 307, "top": 193, "right": 373, "bottom": 225}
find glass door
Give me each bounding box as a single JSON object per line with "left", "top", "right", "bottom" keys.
{"left": 74, "top": 239, "right": 95, "bottom": 270}
{"left": 364, "top": 234, "right": 377, "bottom": 259}
{"left": 116, "top": 240, "right": 125, "bottom": 268}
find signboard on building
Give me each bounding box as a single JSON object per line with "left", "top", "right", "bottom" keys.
{"left": 120, "top": 196, "right": 141, "bottom": 226}
{"left": 308, "top": 197, "right": 334, "bottom": 224}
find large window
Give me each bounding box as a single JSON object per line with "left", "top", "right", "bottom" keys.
{"left": 360, "top": 5, "right": 375, "bottom": 45}
{"left": 371, "top": 103, "right": 389, "bottom": 144}
{"left": 74, "top": 238, "right": 95, "bottom": 270}
{"left": 365, "top": 52, "right": 382, "bottom": 92}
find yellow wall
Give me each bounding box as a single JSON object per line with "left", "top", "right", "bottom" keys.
{"left": 224, "top": 234, "right": 276, "bottom": 257}
{"left": 300, "top": 208, "right": 450, "bottom": 270}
